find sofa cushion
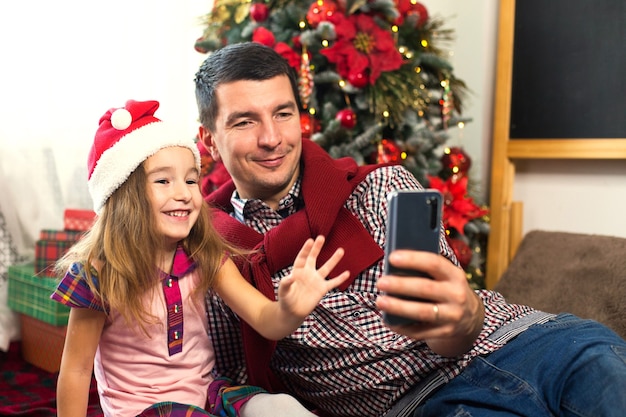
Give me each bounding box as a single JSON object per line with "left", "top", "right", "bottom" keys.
{"left": 493, "top": 230, "right": 626, "bottom": 339}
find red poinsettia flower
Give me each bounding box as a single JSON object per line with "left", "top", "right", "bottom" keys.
{"left": 320, "top": 12, "right": 404, "bottom": 85}
{"left": 252, "top": 26, "right": 276, "bottom": 46}
{"left": 274, "top": 42, "right": 301, "bottom": 69}
{"left": 427, "top": 175, "right": 489, "bottom": 235}
{"left": 252, "top": 28, "right": 300, "bottom": 70}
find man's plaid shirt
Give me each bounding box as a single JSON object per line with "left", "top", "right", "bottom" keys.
{"left": 206, "top": 165, "right": 542, "bottom": 417}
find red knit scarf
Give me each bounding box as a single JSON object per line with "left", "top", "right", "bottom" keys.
{"left": 207, "top": 139, "right": 384, "bottom": 391}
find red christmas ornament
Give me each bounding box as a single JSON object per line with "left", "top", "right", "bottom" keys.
{"left": 441, "top": 146, "right": 471, "bottom": 175}
{"left": 306, "top": 0, "right": 338, "bottom": 28}
{"left": 194, "top": 37, "right": 207, "bottom": 54}
{"left": 347, "top": 70, "right": 368, "bottom": 88}
{"left": 250, "top": 3, "right": 270, "bottom": 22}
{"left": 372, "top": 139, "right": 402, "bottom": 164}
{"left": 394, "top": 0, "right": 429, "bottom": 27}
{"left": 336, "top": 108, "right": 357, "bottom": 129}
{"left": 300, "top": 113, "right": 320, "bottom": 139}
{"left": 408, "top": 2, "right": 429, "bottom": 28}
{"left": 448, "top": 237, "right": 472, "bottom": 269}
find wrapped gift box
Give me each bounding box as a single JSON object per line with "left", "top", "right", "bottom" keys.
{"left": 39, "top": 229, "right": 85, "bottom": 241}
{"left": 8, "top": 263, "right": 70, "bottom": 326}
{"left": 63, "top": 208, "right": 96, "bottom": 231}
{"left": 35, "top": 229, "right": 84, "bottom": 277}
{"left": 20, "top": 314, "right": 67, "bottom": 373}
{"left": 35, "top": 239, "right": 75, "bottom": 277}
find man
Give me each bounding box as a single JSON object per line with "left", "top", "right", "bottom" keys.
{"left": 194, "top": 42, "right": 626, "bottom": 417}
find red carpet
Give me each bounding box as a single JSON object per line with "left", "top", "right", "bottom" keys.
{"left": 0, "top": 341, "right": 102, "bottom": 416}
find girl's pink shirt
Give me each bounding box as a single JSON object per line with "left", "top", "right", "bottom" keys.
{"left": 94, "top": 268, "right": 215, "bottom": 417}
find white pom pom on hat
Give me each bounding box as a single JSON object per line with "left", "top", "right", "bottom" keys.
{"left": 110, "top": 108, "right": 132, "bottom": 130}
{"left": 87, "top": 99, "right": 201, "bottom": 214}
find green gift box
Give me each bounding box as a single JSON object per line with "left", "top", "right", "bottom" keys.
{"left": 8, "top": 263, "right": 69, "bottom": 326}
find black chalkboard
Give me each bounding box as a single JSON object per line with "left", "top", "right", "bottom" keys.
{"left": 509, "top": 0, "right": 626, "bottom": 139}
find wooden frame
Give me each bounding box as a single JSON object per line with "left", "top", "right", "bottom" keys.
{"left": 485, "top": 0, "right": 626, "bottom": 289}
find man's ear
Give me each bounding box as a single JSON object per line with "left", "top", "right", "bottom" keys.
{"left": 198, "top": 125, "right": 221, "bottom": 161}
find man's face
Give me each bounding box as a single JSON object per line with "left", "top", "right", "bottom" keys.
{"left": 199, "top": 75, "right": 302, "bottom": 209}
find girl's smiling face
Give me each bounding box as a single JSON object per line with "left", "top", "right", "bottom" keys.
{"left": 144, "top": 146, "right": 203, "bottom": 249}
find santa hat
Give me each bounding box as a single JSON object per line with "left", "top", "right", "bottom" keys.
{"left": 87, "top": 99, "right": 201, "bottom": 213}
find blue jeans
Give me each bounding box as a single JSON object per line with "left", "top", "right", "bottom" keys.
{"left": 415, "top": 314, "right": 626, "bottom": 417}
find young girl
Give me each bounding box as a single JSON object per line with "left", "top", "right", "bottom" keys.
{"left": 51, "top": 100, "right": 349, "bottom": 417}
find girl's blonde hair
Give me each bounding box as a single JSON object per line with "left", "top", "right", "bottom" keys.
{"left": 55, "top": 161, "right": 242, "bottom": 331}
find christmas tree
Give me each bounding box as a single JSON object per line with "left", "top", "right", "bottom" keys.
{"left": 194, "top": 0, "right": 489, "bottom": 288}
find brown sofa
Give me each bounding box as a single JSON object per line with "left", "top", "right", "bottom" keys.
{"left": 493, "top": 230, "right": 626, "bottom": 339}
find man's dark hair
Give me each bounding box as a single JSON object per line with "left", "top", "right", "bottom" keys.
{"left": 194, "top": 42, "right": 301, "bottom": 131}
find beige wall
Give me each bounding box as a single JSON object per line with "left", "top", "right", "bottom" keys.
{"left": 423, "top": 1, "right": 499, "bottom": 203}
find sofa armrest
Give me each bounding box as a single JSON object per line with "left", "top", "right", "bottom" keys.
{"left": 493, "top": 230, "right": 626, "bottom": 339}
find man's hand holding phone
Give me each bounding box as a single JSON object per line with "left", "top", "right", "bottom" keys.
{"left": 381, "top": 190, "right": 443, "bottom": 326}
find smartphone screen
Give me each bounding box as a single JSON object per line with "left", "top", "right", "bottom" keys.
{"left": 382, "top": 189, "right": 442, "bottom": 325}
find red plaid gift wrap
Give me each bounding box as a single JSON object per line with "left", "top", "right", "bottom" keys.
{"left": 39, "top": 229, "right": 85, "bottom": 241}
{"left": 63, "top": 208, "right": 96, "bottom": 231}
{"left": 34, "top": 229, "right": 85, "bottom": 277}
{"left": 35, "top": 239, "right": 75, "bottom": 277}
